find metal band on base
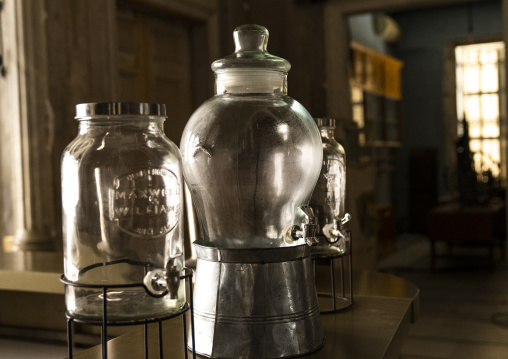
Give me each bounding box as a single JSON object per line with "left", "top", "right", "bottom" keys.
{"left": 190, "top": 240, "right": 324, "bottom": 358}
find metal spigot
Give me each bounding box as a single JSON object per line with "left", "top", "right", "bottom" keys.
{"left": 323, "top": 213, "right": 351, "bottom": 244}
{"left": 143, "top": 259, "right": 181, "bottom": 298}
{"left": 284, "top": 206, "right": 319, "bottom": 246}
{"left": 165, "top": 264, "right": 181, "bottom": 299}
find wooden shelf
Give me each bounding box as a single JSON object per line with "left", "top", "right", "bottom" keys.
{"left": 350, "top": 42, "right": 404, "bottom": 147}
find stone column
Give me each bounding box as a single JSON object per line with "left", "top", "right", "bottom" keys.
{"left": 0, "top": 0, "right": 55, "bottom": 251}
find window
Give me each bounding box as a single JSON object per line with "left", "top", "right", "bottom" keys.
{"left": 455, "top": 41, "right": 506, "bottom": 182}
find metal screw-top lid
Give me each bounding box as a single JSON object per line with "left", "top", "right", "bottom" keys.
{"left": 315, "top": 118, "right": 336, "bottom": 128}
{"left": 211, "top": 24, "right": 291, "bottom": 73}
{"left": 75, "top": 102, "right": 166, "bottom": 119}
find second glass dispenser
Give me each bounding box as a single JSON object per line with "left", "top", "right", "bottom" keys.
{"left": 309, "top": 117, "right": 353, "bottom": 313}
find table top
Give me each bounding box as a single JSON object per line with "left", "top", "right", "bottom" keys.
{"left": 0, "top": 251, "right": 64, "bottom": 294}
{"left": 70, "top": 270, "right": 419, "bottom": 359}
{"left": 0, "top": 252, "right": 419, "bottom": 359}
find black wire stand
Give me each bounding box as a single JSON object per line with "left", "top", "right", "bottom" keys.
{"left": 312, "top": 230, "right": 353, "bottom": 314}
{"left": 60, "top": 267, "right": 196, "bottom": 359}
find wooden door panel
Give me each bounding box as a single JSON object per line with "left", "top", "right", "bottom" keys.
{"left": 116, "top": 4, "right": 193, "bottom": 144}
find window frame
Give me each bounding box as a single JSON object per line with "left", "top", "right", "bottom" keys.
{"left": 454, "top": 39, "right": 506, "bottom": 183}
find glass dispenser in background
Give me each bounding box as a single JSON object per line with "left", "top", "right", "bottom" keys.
{"left": 310, "top": 117, "right": 350, "bottom": 254}
{"left": 180, "top": 24, "right": 324, "bottom": 358}
{"left": 61, "top": 102, "right": 185, "bottom": 322}
{"left": 309, "top": 117, "right": 353, "bottom": 313}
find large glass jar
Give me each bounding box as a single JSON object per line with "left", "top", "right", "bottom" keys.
{"left": 61, "top": 102, "right": 185, "bottom": 322}
{"left": 309, "top": 118, "right": 349, "bottom": 256}
{"left": 180, "top": 25, "right": 322, "bottom": 249}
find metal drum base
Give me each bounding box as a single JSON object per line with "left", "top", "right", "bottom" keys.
{"left": 189, "top": 241, "right": 324, "bottom": 358}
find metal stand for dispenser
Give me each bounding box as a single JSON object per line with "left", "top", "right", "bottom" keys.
{"left": 60, "top": 267, "right": 196, "bottom": 359}
{"left": 190, "top": 241, "right": 324, "bottom": 358}
{"left": 312, "top": 230, "right": 353, "bottom": 313}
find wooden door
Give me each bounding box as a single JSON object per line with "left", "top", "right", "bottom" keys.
{"left": 116, "top": 5, "right": 193, "bottom": 145}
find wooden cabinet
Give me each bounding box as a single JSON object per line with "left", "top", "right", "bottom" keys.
{"left": 427, "top": 202, "right": 506, "bottom": 269}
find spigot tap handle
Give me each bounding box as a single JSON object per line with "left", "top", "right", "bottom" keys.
{"left": 142, "top": 258, "right": 181, "bottom": 299}
{"left": 283, "top": 206, "right": 319, "bottom": 246}
{"left": 297, "top": 205, "right": 316, "bottom": 225}
{"left": 340, "top": 213, "right": 351, "bottom": 226}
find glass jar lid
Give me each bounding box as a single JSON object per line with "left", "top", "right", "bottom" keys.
{"left": 211, "top": 24, "right": 291, "bottom": 74}
{"left": 315, "top": 118, "right": 336, "bottom": 128}
{"left": 75, "top": 102, "right": 166, "bottom": 119}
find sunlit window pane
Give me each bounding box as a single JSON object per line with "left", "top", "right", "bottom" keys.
{"left": 463, "top": 66, "right": 479, "bottom": 93}
{"left": 484, "top": 140, "right": 500, "bottom": 163}
{"left": 463, "top": 94, "right": 480, "bottom": 121}
{"left": 464, "top": 95, "right": 481, "bottom": 137}
{"left": 481, "top": 94, "right": 499, "bottom": 121}
{"left": 470, "top": 139, "right": 481, "bottom": 153}
{"left": 480, "top": 48, "right": 498, "bottom": 64}
{"left": 463, "top": 49, "right": 478, "bottom": 65}
{"left": 468, "top": 120, "right": 481, "bottom": 138}
{"left": 482, "top": 120, "right": 499, "bottom": 137}
{"left": 353, "top": 105, "right": 364, "bottom": 128}
{"left": 351, "top": 86, "right": 363, "bottom": 102}
{"left": 480, "top": 140, "right": 500, "bottom": 177}
{"left": 481, "top": 64, "right": 498, "bottom": 92}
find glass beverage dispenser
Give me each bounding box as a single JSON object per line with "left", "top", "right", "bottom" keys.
{"left": 310, "top": 117, "right": 350, "bottom": 256}
{"left": 61, "top": 103, "right": 185, "bottom": 322}
{"left": 309, "top": 118, "right": 353, "bottom": 313}
{"left": 180, "top": 25, "right": 324, "bottom": 357}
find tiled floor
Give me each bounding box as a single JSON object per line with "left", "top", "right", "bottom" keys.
{"left": 379, "top": 234, "right": 508, "bottom": 359}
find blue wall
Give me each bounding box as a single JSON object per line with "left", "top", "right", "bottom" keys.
{"left": 389, "top": 0, "right": 503, "bottom": 231}
{"left": 348, "top": 14, "right": 389, "bottom": 54}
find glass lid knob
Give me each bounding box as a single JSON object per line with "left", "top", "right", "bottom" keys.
{"left": 234, "top": 24, "right": 268, "bottom": 52}
{"left": 211, "top": 24, "right": 291, "bottom": 73}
